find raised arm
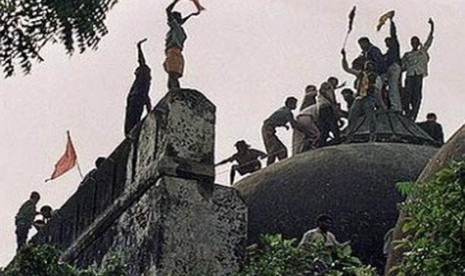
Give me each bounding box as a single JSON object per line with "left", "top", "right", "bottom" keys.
{"left": 341, "top": 49, "right": 360, "bottom": 76}
{"left": 137, "top": 38, "right": 147, "bottom": 66}
{"left": 215, "top": 156, "right": 234, "bottom": 166}
{"left": 424, "top": 18, "right": 434, "bottom": 51}
{"left": 251, "top": 149, "right": 267, "bottom": 159}
{"left": 166, "top": 0, "right": 180, "bottom": 18}
{"left": 182, "top": 11, "right": 200, "bottom": 24}
{"left": 390, "top": 19, "right": 398, "bottom": 41}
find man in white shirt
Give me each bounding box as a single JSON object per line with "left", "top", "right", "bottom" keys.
{"left": 401, "top": 18, "right": 435, "bottom": 121}
{"left": 292, "top": 104, "right": 320, "bottom": 155}
{"left": 298, "top": 214, "right": 348, "bottom": 253}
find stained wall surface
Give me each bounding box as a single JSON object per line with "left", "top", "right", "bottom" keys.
{"left": 31, "top": 90, "right": 247, "bottom": 275}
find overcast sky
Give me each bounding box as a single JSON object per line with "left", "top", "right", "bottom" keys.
{"left": 1, "top": 0, "right": 464, "bottom": 266}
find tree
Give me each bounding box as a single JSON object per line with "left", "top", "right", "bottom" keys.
{"left": 0, "top": 245, "right": 126, "bottom": 276}
{"left": 239, "top": 234, "right": 376, "bottom": 276}
{"left": 0, "top": 0, "right": 117, "bottom": 77}
{"left": 391, "top": 160, "right": 465, "bottom": 275}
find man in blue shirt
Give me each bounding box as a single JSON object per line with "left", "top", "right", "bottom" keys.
{"left": 358, "top": 37, "right": 387, "bottom": 75}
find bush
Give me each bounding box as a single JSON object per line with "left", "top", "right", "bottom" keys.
{"left": 239, "top": 234, "right": 376, "bottom": 276}
{"left": 393, "top": 159, "right": 465, "bottom": 275}
{"left": 0, "top": 245, "right": 126, "bottom": 276}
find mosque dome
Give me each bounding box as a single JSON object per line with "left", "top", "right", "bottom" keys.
{"left": 234, "top": 140, "right": 437, "bottom": 269}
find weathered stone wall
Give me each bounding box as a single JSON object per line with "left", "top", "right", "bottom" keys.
{"left": 72, "top": 177, "right": 246, "bottom": 275}
{"left": 31, "top": 89, "right": 247, "bottom": 275}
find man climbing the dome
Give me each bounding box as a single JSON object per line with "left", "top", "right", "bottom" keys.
{"left": 262, "top": 97, "right": 303, "bottom": 165}
{"left": 215, "top": 140, "right": 266, "bottom": 185}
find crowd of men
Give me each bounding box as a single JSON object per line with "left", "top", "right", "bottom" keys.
{"left": 217, "top": 12, "right": 444, "bottom": 184}
{"left": 124, "top": 0, "right": 200, "bottom": 137}
{"left": 15, "top": 6, "right": 447, "bottom": 249}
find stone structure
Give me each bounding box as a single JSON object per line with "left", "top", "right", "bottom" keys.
{"left": 235, "top": 113, "right": 439, "bottom": 271}
{"left": 31, "top": 89, "right": 247, "bottom": 275}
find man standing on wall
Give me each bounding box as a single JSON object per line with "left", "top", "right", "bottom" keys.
{"left": 401, "top": 18, "right": 435, "bottom": 121}
{"left": 124, "top": 39, "right": 152, "bottom": 136}
{"left": 164, "top": 0, "right": 201, "bottom": 90}
{"left": 15, "top": 192, "right": 40, "bottom": 250}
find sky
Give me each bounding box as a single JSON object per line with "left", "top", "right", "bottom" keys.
{"left": 1, "top": 0, "right": 465, "bottom": 266}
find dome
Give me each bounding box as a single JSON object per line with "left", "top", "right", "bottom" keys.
{"left": 234, "top": 142, "right": 437, "bottom": 269}
{"left": 341, "top": 111, "right": 439, "bottom": 146}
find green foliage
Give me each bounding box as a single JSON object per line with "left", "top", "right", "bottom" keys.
{"left": 0, "top": 245, "right": 126, "bottom": 276}
{"left": 0, "top": 0, "right": 117, "bottom": 77}
{"left": 239, "top": 234, "right": 376, "bottom": 276}
{"left": 393, "top": 160, "right": 465, "bottom": 275}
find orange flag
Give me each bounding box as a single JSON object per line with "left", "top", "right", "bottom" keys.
{"left": 190, "top": 0, "right": 205, "bottom": 12}
{"left": 48, "top": 131, "right": 78, "bottom": 181}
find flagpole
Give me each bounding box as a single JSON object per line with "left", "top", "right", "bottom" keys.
{"left": 67, "top": 130, "right": 84, "bottom": 180}
{"left": 342, "top": 32, "right": 350, "bottom": 50}
{"left": 76, "top": 160, "right": 84, "bottom": 180}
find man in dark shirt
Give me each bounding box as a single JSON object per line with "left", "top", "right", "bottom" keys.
{"left": 216, "top": 140, "right": 266, "bottom": 184}
{"left": 80, "top": 157, "right": 106, "bottom": 187}
{"left": 383, "top": 14, "right": 402, "bottom": 112}
{"left": 15, "top": 192, "right": 40, "bottom": 250}
{"left": 262, "top": 97, "right": 298, "bottom": 165}
{"left": 358, "top": 37, "right": 387, "bottom": 75}
{"left": 340, "top": 88, "right": 355, "bottom": 118}
{"left": 417, "top": 113, "right": 444, "bottom": 145}
{"left": 125, "top": 39, "right": 152, "bottom": 136}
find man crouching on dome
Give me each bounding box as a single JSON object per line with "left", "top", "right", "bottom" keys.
{"left": 164, "top": 0, "right": 201, "bottom": 90}
{"left": 215, "top": 140, "right": 266, "bottom": 185}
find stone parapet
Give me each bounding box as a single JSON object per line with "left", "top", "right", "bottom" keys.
{"left": 30, "top": 89, "right": 247, "bottom": 275}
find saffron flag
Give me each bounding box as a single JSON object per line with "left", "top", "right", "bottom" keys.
{"left": 190, "top": 0, "right": 205, "bottom": 12}
{"left": 377, "top": 10, "right": 395, "bottom": 31}
{"left": 348, "top": 6, "right": 356, "bottom": 33}
{"left": 342, "top": 6, "right": 356, "bottom": 50}
{"left": 48, "top": 131, "right": 77, "bottom": 181}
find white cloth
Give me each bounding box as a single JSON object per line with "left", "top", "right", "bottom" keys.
{"left": 298, "top": 228, "right": 340, "bottom": 251}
